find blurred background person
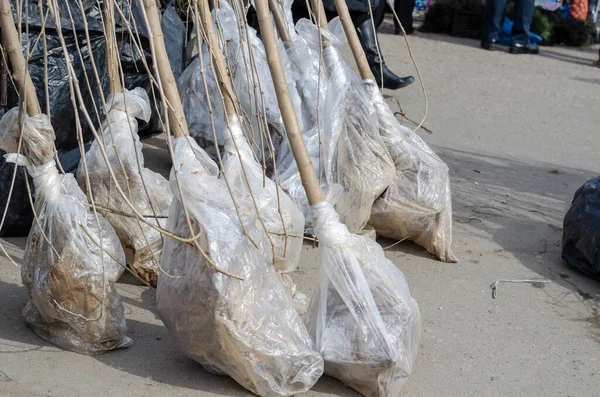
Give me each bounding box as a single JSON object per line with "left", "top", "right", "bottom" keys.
{"left": 481, "top": 0, "right": 539, "bottom": 54}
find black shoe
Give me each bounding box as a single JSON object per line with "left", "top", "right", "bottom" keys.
{"left": 371, "top": 66, "right": 415, "bottom": 89}
{"left": 481, "top": 39, "right": 497, "bottom": 51}
{"left": 509, "top": 43, "right": 539, "bottom": 54}
{"left": 355, "top": 19, "right": 415, "bottom": 90}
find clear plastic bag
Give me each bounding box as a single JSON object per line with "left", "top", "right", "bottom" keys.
{"left": 306, "top": 202, "right": 421, "bottom": 397}
{"left": 293, "top": 19, "right": 395, "bottom": 234}
{"left": 276, "top": 124, "right": 325, "bottom": 232}
{"left": 77, "top": 88, "right": 172, "bottom": 285}
{"left": 221, "top": 114, "right": 304, "bottom": 273}
{"left": 157, "top": 136, "right": 323, "bottom": 397}
{"left": 364, "top": 82, "right": 456, "bottom": 263}
{"left": 219, "top": 1, "right": 287, "bottom": 171}
{"left": 179, "top": 54, "right": 227, "bottom": 162}
{"left": 0, "top": 109, "right": 130, "bottom": 355}
{"left": 280, "top": 0, "right": 326, "bottom": 131}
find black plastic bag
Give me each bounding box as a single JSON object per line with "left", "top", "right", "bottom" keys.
{"left": 562, "top": 176, "right": 600, "bottom": 279}
{"left": 3, "top": 0, "right": 185, "bottom": 150}
{"left": 162, "top": 5, "right": 186, "bottom": 80}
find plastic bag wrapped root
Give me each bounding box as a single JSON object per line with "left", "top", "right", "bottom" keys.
{"left": 221, "top": 114, "right": 306, "bottom": 312}
{"left": 285, "top": 19, "right": 395, "bottom": 234}
{"left": 157, "top": 136, "right": 323, "bottom": 396}
{"left": 0, "top": 109, "right": 130, "bottom": 355}
{"left": 222, "top": 114, "right": 304, "bottom": 273}
{"left": 305, "top": 202, "right": 421, "bottom": 397}
{"left": 364, "top": 82, "right": 456, "bottom": 263}
{"left": 77, "top": 88, "right": 172, "bottom": 285}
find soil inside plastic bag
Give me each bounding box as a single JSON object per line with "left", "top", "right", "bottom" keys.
{"left": 365, "top": 82, "right": 456, "bottom": 263}
{"left": 77, "top": 88, "right": 172, "bottom": 286}
{"left": 306, "top": 202, "right": 421, "bottom": 397}
{"left": 157, "top": 136, "right": 323, "bottom": 397}
{"left": 0, "top": 109, "right": 130, "bottom": 355}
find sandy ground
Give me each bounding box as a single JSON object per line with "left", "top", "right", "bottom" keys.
{"left": 2, "top": 23, "right": 600, "bottom": 397}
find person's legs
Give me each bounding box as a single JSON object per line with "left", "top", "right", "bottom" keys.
{"left": 394, "top": 0, "right": 415, "bottom": 34}
{"left": 373, "top": 0, "right": 386, "bottom": 29}
{"left": 353, "top": 12, "right": 414, "bottom": 89}
{"left": 509, "top": 0, "right": 538, "bottom": 53}
{"left": 482, "top": 0, "right": 508, "bottom": 48}
{"left": 511, "top": 0, "right": 533, "bottom": 44}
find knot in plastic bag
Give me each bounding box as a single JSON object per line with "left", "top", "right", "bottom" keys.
{"left": 311, "top": 202, "right": 351, "bottom": 246}
{"left": 363, "top": 80, "right": 384, "bottom": 104}
{"left": 5, "top": 154, "right": 61, "bottom": 200}
{"left": 106, "top": 88, "right": 152, "bottom": 123}
{"left": 0, "top": 109, "right": 55, "bottom": 167}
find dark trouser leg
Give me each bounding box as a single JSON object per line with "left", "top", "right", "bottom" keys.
{"left": 373, "top": 0, "right": 386, "bottom": 29}
{"left": 353, "top": 14, "right": 415, "bottom": 89}
{"left": 394, "top": 0, "right": 415, "bottom": 33}
{"left": 483, "top": 0, "right": 507, "bottom": 41}
{"left": 511, "top": 0, "right": 534, "bottom": 45}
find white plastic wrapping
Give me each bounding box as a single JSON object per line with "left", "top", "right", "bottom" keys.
{"left": 306, "top": 202, "right": 421, "bottom": 397}
{"left": 276, "top": 124, "right": 325, "bottom": 232}
{"left": 179, "top": 54, "right": 227, "bottom": 162}
{"left": 279, "top": 0, "right": 325, "bottom": 131}
{"left": 156, "top": 136, "right": 323, "bottom": 396}
{"left": 364, "top": 82, "right": 456, "bottom": 263}
{"left": 286, "top": 19, "right": 395, "bottom": 234}
{"left": 0, "top": 108, "right": 130, "bottom": 355}
{"left": 78, "top": 88, "right": 172, "bottom": 285}
{"left": 221, "top": 114, "right": 304, "bottom": 273}
{"left": 218, "top": 1, "right": 287, "bottom": 171}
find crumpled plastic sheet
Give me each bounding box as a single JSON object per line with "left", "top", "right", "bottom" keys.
{"left": 287, "top": 19, "right": 395, "bottom": 234}
{"left": 275, "top": 19, "right": 345, "bottom": 232}
{"left": 305, "top": 202, "right": 421, "bottom": 397}
{"left": 156, "top": 136, "right": 323, "bottom": 396}
{"left": 219, "top": 1, "right": 287, "bottom": 172}
{"left": 221, "top": 114, "right": 304, "bottom": 273}
{"left": 77, "top": 88, "right": 172, "bottom": 285}
{"left": 364, "top": 82, "right": 456, "bottom": 263}
{"left": 179, "top": 51, "right": 227, "bottom": 162}
{"left": 280, "top": 0, "right": 326, "bottom": 131}
{"left": 0, "top": 109, "right": 129, "bottom": 355}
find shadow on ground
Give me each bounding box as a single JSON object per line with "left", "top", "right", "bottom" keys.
{"left": 388, "top": 147, "right": 600, "bottom": 305}
{"left": 539, "top": 47, "right": 600, "bottom": 67}
{"left": 0, "top": 276, "right": 356, "bottom": 396}
{"left": 401, "top": 31, "right": 483, "bottom": 49}
{"left": 2, "top": 146, "right": 600, "bottom": 394}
